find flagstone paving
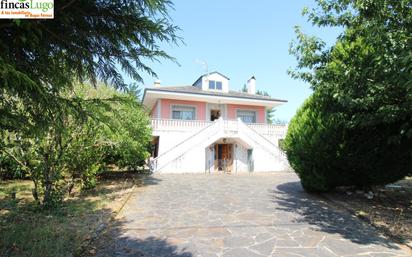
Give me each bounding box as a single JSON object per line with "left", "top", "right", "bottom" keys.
{"left": 94, "top": 173, "right": 411, "bottom": 257}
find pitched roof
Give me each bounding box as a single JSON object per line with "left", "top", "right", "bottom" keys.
{"left": 192, "top": 71, "right": 230, "bottom": 86}
{"left": 144, "top": 85, "right": 287, "bottom": 103}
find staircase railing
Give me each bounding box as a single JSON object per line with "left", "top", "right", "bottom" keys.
{"left": 238, "top": 119, "right": 286, "bottom": 158}
{"left": 150, "top": 119, "right": 220, "bottom": 172}
{"left": 247, "top": 123, "right": 288, "bottom": 137}
{"left": 150, "top": 118, "right": 289, "bottom": 173}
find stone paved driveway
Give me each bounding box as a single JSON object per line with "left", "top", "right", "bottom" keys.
{"left": 94, "top": 173, "right": 411, "bottom": 257}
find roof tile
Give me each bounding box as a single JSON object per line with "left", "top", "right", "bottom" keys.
{"left": 145, "top": 86, "right": 287, "bottom": 102}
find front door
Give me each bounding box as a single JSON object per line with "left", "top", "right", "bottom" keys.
{"left": 210, "top": 109, "right": 221, "bottom": 121}
{"left": 151, "top": 136, "right": 159, "bottom": 158}
{"left": 214, "top": 144, "right": 233, "bottom": 173}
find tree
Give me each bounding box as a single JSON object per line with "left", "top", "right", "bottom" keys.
{"left": 1, "top": 83, "right": 152, "bottom": 208}
{"left": 0, "top": 0, "right": 179, "bottom": 133}
{"left": 75, "top": 84, "right": 152, "bottom": 171}
{"left": 0, "top": 0, "right": 178, "bottom": 208}
{"left": 286, "top": 0, "right": 412, "bottom": 191}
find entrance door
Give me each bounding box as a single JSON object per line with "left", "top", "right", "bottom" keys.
{"left": 151, "top": 136, "right": 159, "bottom": 158}
{"left": 214, "top": 144, "right": 233, "bottom": 173}
{"left": 210, "top": 109, "right": 221, "bottom": 121}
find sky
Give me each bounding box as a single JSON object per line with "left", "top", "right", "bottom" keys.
{"left": 134, "top": 0, "right": 342, "bottom": 121}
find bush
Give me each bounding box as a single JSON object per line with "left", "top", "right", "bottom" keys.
{"left": 0, "top": 153, "right": 25, "bottom": 180}
{"left": 0, "top": 132, "right": 31, "bottom": 180}
{"left": 75, "top": 83, "right": 152, "bottom": 171}
{"left": 285, "top": 95, "right": 412, "bottom": 192}
{"left": 82, "top": 163, "right": 101, "bottom": 190}
{"left": 287, "top": 0, "right": 412, "bottom": 192}
{"left": 284, "top": 96, "right": 341, "bottom": 192}
{"left": 0, "top": 84, "right": 152, "bottom": 208}
{"left": 99, "top": 94, "right": 152, "bottom": 171}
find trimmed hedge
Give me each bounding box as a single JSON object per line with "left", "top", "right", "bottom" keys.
{"left": 284, "top": 95, "right": 412, "bottom": 192}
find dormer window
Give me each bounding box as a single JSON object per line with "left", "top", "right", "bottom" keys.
{"left": 192, "top": 72, "right": 229, "bottom": 92}
{"left": 208, "top": 80, "right": 222, "bottom": 90}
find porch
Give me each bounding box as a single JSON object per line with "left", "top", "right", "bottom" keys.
{"left": 205, "top": 137, "right": 254, "bottom": 174}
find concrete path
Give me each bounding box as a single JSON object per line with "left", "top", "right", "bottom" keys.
{"left": 94, "top": 173, "right": 410, "bottom": 257}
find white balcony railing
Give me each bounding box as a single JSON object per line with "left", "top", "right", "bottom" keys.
{"left": 151, "top": 119, "right": 213, "bottom": 132}
{"left": 151, "top": 119, "right": 287, "bottom": 137}
{"left": 247, "top": 123, "right": 288, "bottom": 137}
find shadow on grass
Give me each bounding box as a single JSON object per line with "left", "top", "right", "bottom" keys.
{"left": 0, "top": 173, "right": 163, "bottom": 257}
{"left": 80, "top": 171, "right": 161, "bottom": 199}
{"left": 272, "top": 181, "right": 402, "bottom": 249}
{"left": 0, "top": 197, "right": 114, "bottom": 257}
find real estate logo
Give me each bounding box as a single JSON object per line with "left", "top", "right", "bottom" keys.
{"left": 0, "top": 0, "right": 54, "bottom": 19}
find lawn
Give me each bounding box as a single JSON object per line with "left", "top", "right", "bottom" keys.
{"left": 0, "top": 172, "right": 146, "bottom": 257}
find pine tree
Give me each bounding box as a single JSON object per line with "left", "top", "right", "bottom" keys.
{"left": 0, "top": 0, "right": 180, "bottom": 133}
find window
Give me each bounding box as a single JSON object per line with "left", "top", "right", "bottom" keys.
{"left": 247, "top": 149, "right": 254, "bottom": 172}
{"left": 208, "top": 80, "right": 223, "bottom": 90}
{"left": 172, "top": 105, "right": 196, "bottom": 120}
{"left": 237, "top": 110, "right": 256, "bottom": 123}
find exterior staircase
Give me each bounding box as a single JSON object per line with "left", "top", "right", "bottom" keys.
{"left": 149, "top": 118, "right": 289, "bottom": 173}
{"left": 150, "top": 120, "right": 220, "bottom": 172}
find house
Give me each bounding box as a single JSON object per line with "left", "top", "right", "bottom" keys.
{"left": 142, "top": 72, "right": 290, "bottom": 173}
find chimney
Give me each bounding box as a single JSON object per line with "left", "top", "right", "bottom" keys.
{"left": 153, "top": 80, "right": 161, "bottom": 87}
{"left": 247, "top": 76, "right": 256, "bottom": 94}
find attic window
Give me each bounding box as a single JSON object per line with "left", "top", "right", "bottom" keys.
{"left": 208, "top": 80, "right": 222, "bottom": 90}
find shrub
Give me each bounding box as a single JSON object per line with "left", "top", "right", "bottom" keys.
{"left": 82, "top": 163, "right": 101, "bottom": 190}
{"left": 0, "top": 84, "right": 152, "bottom": 208}
{"left": 0, "top": 152, "right": 24, "bottom": 180}
{"left": 99, "top": 95, "right": 152, "bottom": 171}
{"left": 284, "top": 96, "right": 341, "bottom": 192}
{"left": 76, "top": 83, "right": 152, "bottom": 171}
{"left": 287, "top": 0, "right": 412, "bottom": 192}
{"left": 285, "top": 95, "right": 412, "bottom": 192}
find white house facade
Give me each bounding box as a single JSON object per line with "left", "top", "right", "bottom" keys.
{"left": 142, "top": 72, "right": 290, "bottom": 173}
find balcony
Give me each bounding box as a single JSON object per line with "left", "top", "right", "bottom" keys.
{"left": 150, "top": 119, "right": 213, "bottom": 132}
{"left": 150, "top": 119, "right": 288, "bottom": 138}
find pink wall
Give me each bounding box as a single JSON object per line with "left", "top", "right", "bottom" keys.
{"left": 227, "top": 104, "right": 266, "bottom": 123}
{"left": 151, "top": 99, "right": 266, "bottom": 123}
{"left": 150, "top": 100, "right": 158, "bottom": 118}
{"left": 159, "top": 99, "right": 206, "bottom": 120}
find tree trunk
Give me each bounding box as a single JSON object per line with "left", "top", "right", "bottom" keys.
{"left": 42, "top": 151, "right": 53, "bottom": 208}
{"left": 32, "top": 177, "right": 39, "bottom": 204}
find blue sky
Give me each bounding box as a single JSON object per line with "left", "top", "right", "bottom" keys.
{"left": 134, "top": 0, "right": 342, "bottom": 121}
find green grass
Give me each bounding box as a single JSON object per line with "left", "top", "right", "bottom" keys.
{"left": 0, "top": 174, "right": 141, "bottom": 257}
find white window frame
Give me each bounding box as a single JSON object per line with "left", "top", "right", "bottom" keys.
{"left": 170, "top": 104, "right": 197, "bottom": 120}
{"left": 208, "top": 80, "right": 223, "bottom": 90}
{"left": 236, "top": 109, "right": 257, "bottom": 123}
